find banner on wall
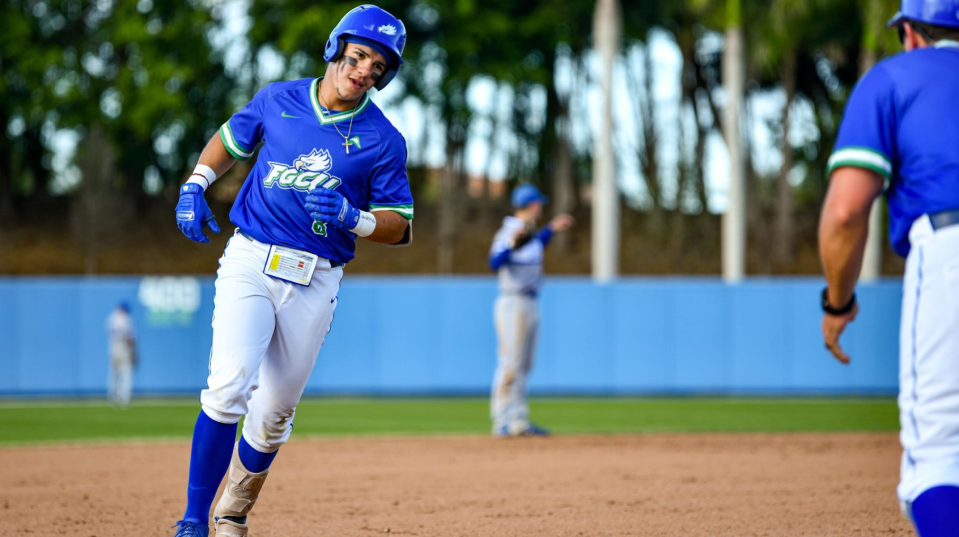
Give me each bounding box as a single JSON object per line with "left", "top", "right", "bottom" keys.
{"left": 137, "top": 276, "right": 202, "bottom": 327}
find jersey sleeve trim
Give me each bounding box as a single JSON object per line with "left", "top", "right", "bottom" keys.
{"left": 826, "top": 146, "right": 892, "bottom": 180}
{"left": 219, "top": 121, "right": 254, "bottom": 161}
{"left": 370, "top": 204, "right": 413, "bottom": 220}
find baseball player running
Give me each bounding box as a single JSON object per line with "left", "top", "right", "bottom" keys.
{"left": 170, "top": 6, "right": 413, "bottom": 536}
{"left": 818, "top": 1, "right": 959, "bottom": 535}
{"left": 489, "top": 184, "right": 573, "bottom": 437}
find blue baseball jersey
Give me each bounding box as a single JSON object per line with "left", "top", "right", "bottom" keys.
{"left": 219, "top": 77, "right": 414, "bottom": 264}
{"left": 827, "top": 41, "right": 959, "bottom": 257}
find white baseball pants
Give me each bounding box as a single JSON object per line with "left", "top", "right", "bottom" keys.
{"left": 491, "top": 295, "right": 539, "bottom": 433}
{"left": 108, "top": 351, "right": 133, "bottom": 407}
{"left": 898, "top": 215, "right": 959, "bottom": 505}
{"left": 200, "top": 231, "right": 341, "bottom": 453}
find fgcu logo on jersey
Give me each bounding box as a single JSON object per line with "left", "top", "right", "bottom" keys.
{"left": 263, "top": 149, "right": 342, "bottom": 192}
{"left": 263, "top": 148, "right": 343, "bottom": 236}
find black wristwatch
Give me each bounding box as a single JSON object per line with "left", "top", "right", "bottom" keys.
{"left": 821, "top": 287, "right": 856, "bottom": 316}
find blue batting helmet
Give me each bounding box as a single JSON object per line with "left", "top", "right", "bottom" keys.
{"left": 888, "top": 0, "right": 959, "bottom": 28}
{"left": 324, "top": 5, "right": 407, "bottom": 90}
{"left": 512, "top": 184, "right": 548, "bottom": 209}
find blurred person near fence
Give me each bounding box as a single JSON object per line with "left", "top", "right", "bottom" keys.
{"left": 489, "top": 184, "right": 574, "bottom": 438}
{"left": 105, "top": 302, "right": 136, "bottom": 407}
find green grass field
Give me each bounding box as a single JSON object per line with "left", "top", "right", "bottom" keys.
{"left": 0, "top": 397, "right": 899, "bottom": 446}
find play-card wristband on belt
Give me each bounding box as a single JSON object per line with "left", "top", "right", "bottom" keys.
{"left": 186, "top": 164, "right": 217, "bottom": 192}
{"left": 821, "top": 287, "right": 857, "bottom": 316}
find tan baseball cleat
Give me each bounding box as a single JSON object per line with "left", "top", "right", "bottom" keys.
{"left": 212, "top": 442, "right": 270, "bottom": 536}
{"left": 214, "top": 516, "right": 247, "bottom": 537}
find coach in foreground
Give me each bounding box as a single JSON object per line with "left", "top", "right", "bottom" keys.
{"left": 170, "top": 5, "right": 413, "bottom": 536}
{"left": 818, "top": 1, "right": 959, "bottom": 535}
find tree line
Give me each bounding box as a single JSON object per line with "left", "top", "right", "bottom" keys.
{"left": 0, "top": 0, "right": 904, "bottom": 274}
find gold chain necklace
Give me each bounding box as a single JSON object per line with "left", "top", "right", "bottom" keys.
{"left": 318, "top": 89, "right": 358, "bottom": 155}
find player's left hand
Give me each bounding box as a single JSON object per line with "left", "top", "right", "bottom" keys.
{"left": 821, "top": 302, "right": 859, "bottom": 365}
{"left": 176, "top": 183, "right": 220, "bottom": 243}
{"left": 305, "top": 188, "right": 361, "bottom": 231}
{"left": 549, "top": 214, "right": 575, "bottom": 232}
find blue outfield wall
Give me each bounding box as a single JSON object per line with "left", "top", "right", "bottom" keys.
{"left": 0, "top": 276, "right": 903, "bottom": 397}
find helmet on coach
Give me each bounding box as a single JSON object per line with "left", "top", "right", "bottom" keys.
{"left": 324, "top": 5, "right": 407, "bottom": 91}
{"left": 887, "top": 0, "right": 959, "bottom": 27}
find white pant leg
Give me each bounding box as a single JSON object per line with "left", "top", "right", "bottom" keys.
{"left": 492, "top": 296, "right": 517, "bottom": 430}
{"left": 491, "top": 296, "right": 537, "bottom": 432}
{"left": 200, "top": 237, "right": 278, "bottom": 424}
{"left": 115, "top": 362, "right": 132, "bottom": 406}
{"left": 109, "top": 344, "right": 133, "bottom": 405}
{"left": 510, "top": 299, "right": 539, "bottom": 430}
{"left": 898, "top": 217, "right": 959, "bottom": 504}
{"left": 242, "top": 266, "right": 341, "bottom": 452}
{"left": 108, "top": 363, "right": 117, "bottom": 404}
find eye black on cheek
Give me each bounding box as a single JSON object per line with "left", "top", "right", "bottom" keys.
{"left": 343, "top": 55, "right": 359, "bottom": 67}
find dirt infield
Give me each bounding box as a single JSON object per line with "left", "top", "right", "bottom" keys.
{"left": 0, "top": 433, "right": 911, "bottom": 536}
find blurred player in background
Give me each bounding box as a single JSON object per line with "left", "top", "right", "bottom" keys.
{"left": 169, "top": 5, "right": 413, "bottom": 536}
{"left": 105, "top": 302, "right": 136, "bottom": 408}
{"left": 818, "top": 1, "right": 959, "bottom": 535}
{"left": 488, "top": 184, "right": 574, "bottom": 438}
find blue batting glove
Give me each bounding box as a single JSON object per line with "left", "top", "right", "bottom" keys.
{"left": 305, "top": 188, "right": 360, "bottom": 231}
{"left": 175, "top": 183, "right": 220, "bottom": 243}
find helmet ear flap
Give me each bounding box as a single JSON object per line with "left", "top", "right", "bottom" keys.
{"left": 325, "top": 37, "right": 346, "bottom": 63}
{"left": 374, "top": 69, "right": 396, "bottom": 91}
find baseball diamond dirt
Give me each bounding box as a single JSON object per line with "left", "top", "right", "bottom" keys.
{"left": 0, "top": 433, "right": 911, "bottom": 536}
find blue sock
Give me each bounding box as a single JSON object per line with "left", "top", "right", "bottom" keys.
{"left": 238, "top": 435, "right": 278, "bottom": 473}
{"left": 912, "top": 485, "right": 959, "bottom": 537}
{"left": 182, "top": 411, "right": 237, "bottom": 524}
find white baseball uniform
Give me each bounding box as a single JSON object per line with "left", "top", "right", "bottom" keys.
{"left": 489, "top": 216, "right": 551, "bottom": 434}
{"left": 106, "top": 307, "right": 135, "bottom": 407}
{"left": 201, "top": 77, "right": 414, "bottom": 452}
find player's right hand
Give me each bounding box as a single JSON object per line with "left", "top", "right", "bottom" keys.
{"left": 304, "top": 188, "right": 361, "bottom": 231}
{"left": 821, "top": 302, "right": 859, "bottom": 365}
{"left": 549, "top": 214, "right": 575, "bottom": 232}
{"left": 176, "top": 183, "right": 220, "bottom": 243}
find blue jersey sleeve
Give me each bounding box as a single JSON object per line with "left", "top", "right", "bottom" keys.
{"left": 826, "top": 65, "right": 896, "bottom": 182}
{"left": 537, "top": 226, "right": 554, "bottom": 247}
{"left": 218, "top": 84, "right": 273, "bottom": 161}
{"left": 489, "top": 249, "right": 511, "bottom": 271}
{"left": 367, "top": 133, "right": 414, "bottom": 220}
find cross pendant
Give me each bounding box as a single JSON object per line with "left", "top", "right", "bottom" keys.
{"left": 343, "top": 140, "right": 350, "bottom": 154}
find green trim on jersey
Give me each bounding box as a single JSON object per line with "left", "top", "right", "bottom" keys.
{"left": 370, "top": 204, "right": 414, "bottom": 220}
{"left": 826, "top": 146, "right": 892, "bottom": 180}
{"left": 219, "top": 121, "right": 253, "bottom": 161}
{"left": 309, "top": 78, "right": 372, "bottom": 126}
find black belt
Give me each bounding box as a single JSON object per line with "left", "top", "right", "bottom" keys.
{"left": 503, "top": 290, "right": 537, "bottom": 299}
{"left": 929, "top": 209, "right": 959, "bottom": 231}
{"left": 238, "top": 230, "right": 344, "bottom": 268}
